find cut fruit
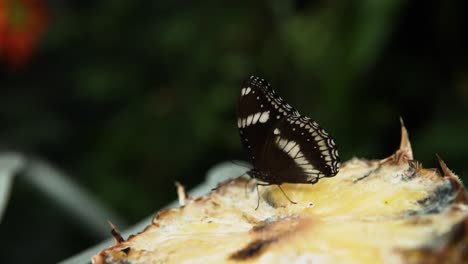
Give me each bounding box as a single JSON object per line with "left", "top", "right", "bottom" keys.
{"left": 93, "top": 122, "right": 467, "bottom": 264}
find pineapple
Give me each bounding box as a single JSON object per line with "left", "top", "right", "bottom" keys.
{"left": 93, "top": 122, "right": 467, "bottom": 264}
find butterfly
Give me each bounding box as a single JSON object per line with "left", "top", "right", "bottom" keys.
{"left": 237, "top": 76, "right": 340, "bottom": 206}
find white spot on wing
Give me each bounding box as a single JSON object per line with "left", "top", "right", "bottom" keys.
{"left": 247, "top": 115, "right": 253, "bottom": 126}
{"left": 289, "top": 144, "right": 300, "bottom": 157}
{"left": 252, "top": 112, "right": 261, "bottom": 124}
{"left": 275, "top": 138, "right": 318, "bottom": 179}
{"left": 276, "top": 137, "right": 288, "bottom": 149}
{"left": 258, "top": 111, "right": 270, "bottom": 123}
{"left": 307, "top": 174, "right": 318, "bottom": 181}
{"left": 241, "top": 87, "right": 252, "bottom": 96}
{"left": 317, "top": 140, "right": 326, "bottom": 146}
{"left": 284, "top": 141, "right": 296, "bottom": 153}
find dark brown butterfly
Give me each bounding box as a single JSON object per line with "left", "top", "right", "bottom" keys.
{"left": 237, "top": 76, "right": 340, "bottom": 206}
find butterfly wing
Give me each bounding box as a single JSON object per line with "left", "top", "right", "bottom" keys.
{"left": 262, "top": 115, "right": 340, "bottom": 183}
{"left": 237, "top": 76, "right": 298, "bottom": 170}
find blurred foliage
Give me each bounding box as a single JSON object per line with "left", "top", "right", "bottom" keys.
{"left": 0, "top": 0, "right": 467, "bottom": 263}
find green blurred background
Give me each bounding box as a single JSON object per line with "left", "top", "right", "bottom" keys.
{"left": 1, "top": 0, "right": 467, "bottom": 263}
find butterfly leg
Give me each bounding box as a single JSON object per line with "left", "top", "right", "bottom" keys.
{"left": 254, "top": 182, "right": 271, "bottom": 210}
{"left": 254, "top": 182, "right": 297, "bottom": 209}
{"left": 277, "top": 185, "right": 297, "bottom": 205}
{"left": 255, "top": 183, "right": 261, "bottom": 210}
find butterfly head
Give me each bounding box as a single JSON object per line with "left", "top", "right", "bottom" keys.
{"left": 247, "top": 169, "right": 272, "bottom": 183}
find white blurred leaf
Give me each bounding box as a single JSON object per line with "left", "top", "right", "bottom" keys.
{"left": 0, "top": 153, "right": 26, "bottom": 222}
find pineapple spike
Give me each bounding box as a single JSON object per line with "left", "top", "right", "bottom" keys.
{"left": 398, "top": 117, "right": 413, "bottom": 160}
{"left": 436, "top": 154, "right": 467, "bottom": 202}
{"left": 382, "top": 118, "right": 413, "bottom": 164}
{"left": 175, "top": 181, "right": 189, "bottom": 206}
{"left": 108, "top": 221, "right": 124, "bottom": 244}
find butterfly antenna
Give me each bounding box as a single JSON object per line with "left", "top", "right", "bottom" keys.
{"left": 277, "top": 185, "right": 297, "bottom": 205}
{"left": 229, "top": 159, "right": 251, "bottom": 169}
